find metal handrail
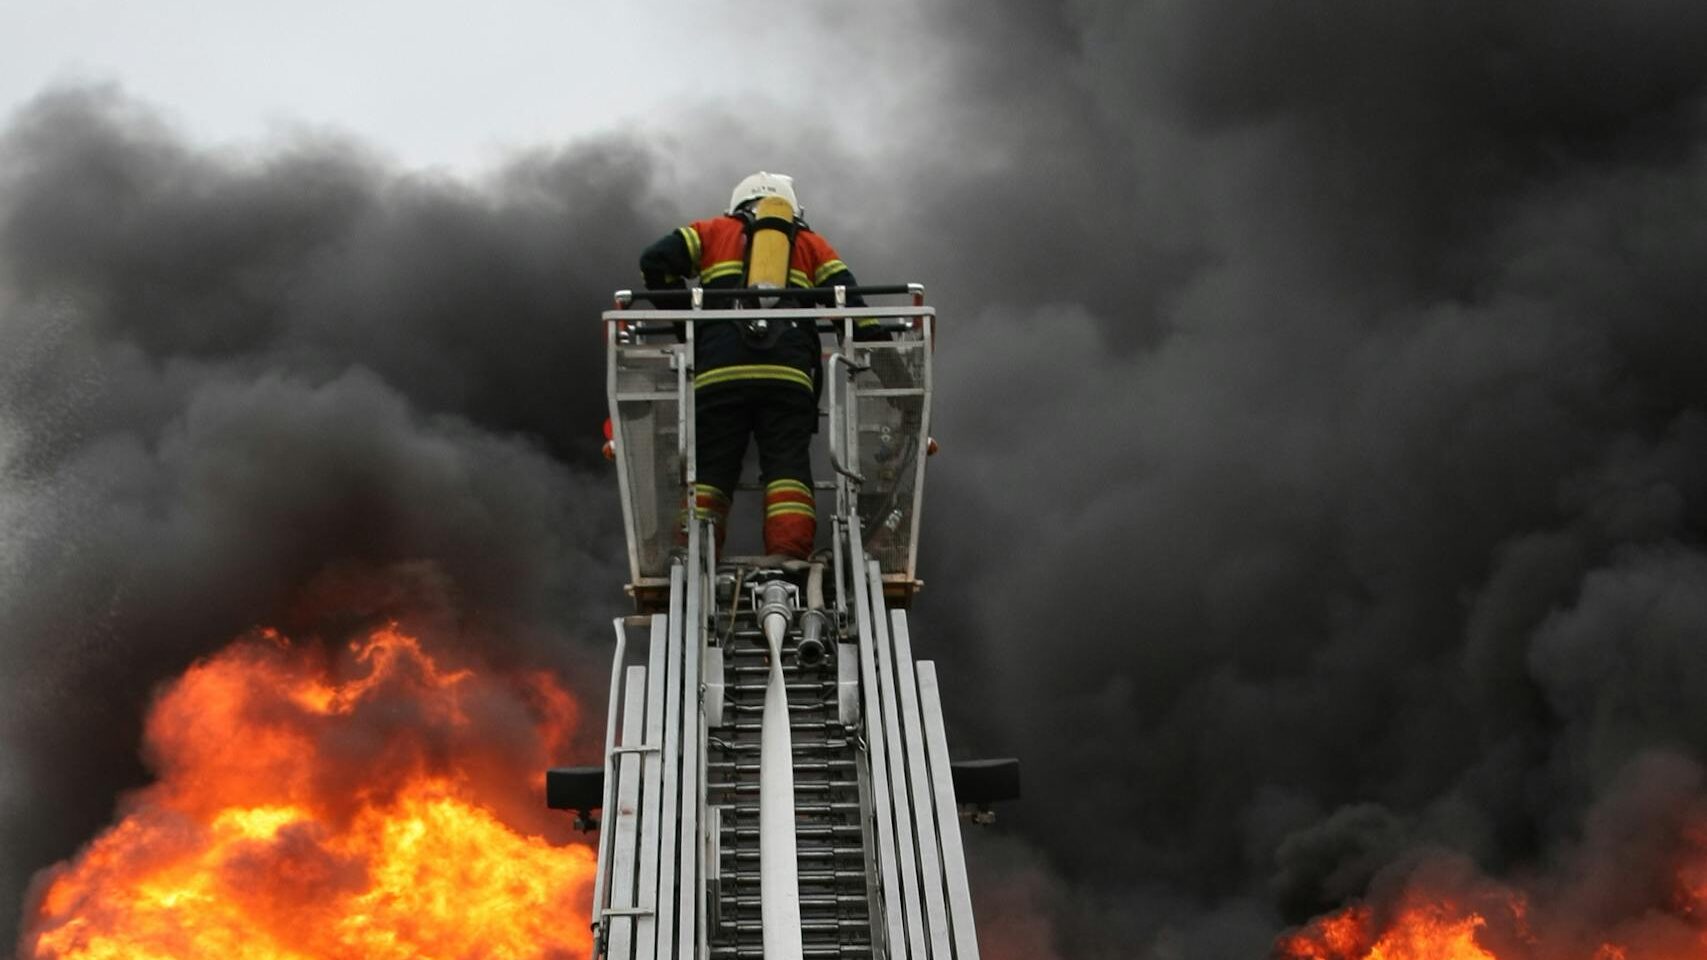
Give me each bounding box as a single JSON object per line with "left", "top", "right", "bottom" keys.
{"left": 590, "top": 617, "right": 629, "bottom": 944}
{"left": 603, "top": 307, "right": 932, "bottom": 328}
{"left": 603, "top": 285, "right": 932, "bottom": 587}
{"left": 617, "top": 283, "right": 924, "bottom": 308}
{"left": 606, "top": 283, "right": 931, "bottom": 333}
{"left": 825, "top": 354, "right": 867, "bottom": 485}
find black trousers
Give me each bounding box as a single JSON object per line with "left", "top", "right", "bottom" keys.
{"left": 695, "top": 381, "right": 817, "bottom": 498}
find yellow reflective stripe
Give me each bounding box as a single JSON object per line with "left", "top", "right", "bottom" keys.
{"left": 855, "top": 317, "right": 881, "bottom": 327}
{"left": 701, "top": 260, "right": 743, "bottom": 283}
{"left": 694, "top": 364, "right": 814, "bottom": 390}
{"left": 765, "top": 502, "right": 817, "bottom": 518}
{"left": 813, "top": 259, "right": 848, "bottom": 285}
{"left": 678, "top": 226, "right": 702, "bottom": 265}
{"left": 694, "top": 483, "right": 730, "bottom": 504}
{"left": 766, "top": 479, "right": 812, "bottom": 497}
{"left": 694, "top": 506, "right": 727, "bottom": 521}
{"left": 787, "top": 268, "right": 811, "bottom": 288}
{"left": 695, "top": 365, "right": 813, "bottom": 390}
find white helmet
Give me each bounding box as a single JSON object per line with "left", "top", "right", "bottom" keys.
{"left": 728, "top": 171, "right": 799, "bottom": 214}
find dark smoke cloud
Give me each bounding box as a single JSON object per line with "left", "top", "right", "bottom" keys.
{"left": 0, "top": 85, "right": 666, "bottom": 944}
{"left": 9, "top": 0, "right": 1707, "bottom": 953}
{"left": 867, "top": 0, "right": 1707, "bottom": 956}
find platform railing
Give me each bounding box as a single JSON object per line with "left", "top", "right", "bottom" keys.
{"left": 602, "top": 286, "right": 934, "bottom": 604}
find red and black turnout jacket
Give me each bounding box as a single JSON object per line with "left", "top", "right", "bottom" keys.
{"left": 639, "top": 213, "right": 879, "bottom": 392}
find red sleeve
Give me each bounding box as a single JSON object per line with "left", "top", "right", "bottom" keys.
{"left": 797, "top": 231, "right": 853, "bottom": 286}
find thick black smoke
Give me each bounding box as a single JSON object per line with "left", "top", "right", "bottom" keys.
{"left": 9, "top": 0, "right": 1707, "bottom": 953}
{"left": 878, "top": 0, "right": 1707, "bottom": 956}
{"left": 0, "top": 85, "right": 667, "bottom": 944}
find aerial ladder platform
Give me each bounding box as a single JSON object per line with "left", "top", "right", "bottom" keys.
{"left": 549, "top": 285, "right": 1018, "bottom": 960}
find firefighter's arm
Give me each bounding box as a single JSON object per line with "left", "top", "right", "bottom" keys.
{"left": 813, "top": 248, "right": 911, "bottom": 398}
{"left": 833, "top": 269, "right": 893, "bottom": 344}
{"left": 638, "top": 226, "right": 699, "bottom": 298}
{"left": 808, "top": 239, "right": 888, "bottom": 343}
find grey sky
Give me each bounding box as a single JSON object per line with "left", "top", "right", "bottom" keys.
{"left": 0, "top": 0, "right": 918, "bottom": 171}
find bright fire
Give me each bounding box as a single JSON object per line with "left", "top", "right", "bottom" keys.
{"left": 1273, "top": 845, "right": 1707, "bottom": 960}
{"left": 1274, "top": 898, "right": 1499, "bottom": 960}
{"left": 22, "top": 626, "right": 594, "bottom": 959}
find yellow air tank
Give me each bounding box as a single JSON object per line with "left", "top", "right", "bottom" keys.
{"left": 745, "top": 194, "right": 796, "bottom": 305}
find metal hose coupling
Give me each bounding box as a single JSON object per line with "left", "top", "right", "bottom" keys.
{"left": 796, "top": 609, "right": 829, "bottom": 667}
{"left": 755, "top": 581, "right": 796, "bottom": 648}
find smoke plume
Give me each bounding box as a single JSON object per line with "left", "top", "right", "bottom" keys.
{"left": 885, "top": 0, "right": 1707, "bottom": 956}
{"left": 0, "top": 85, "right": 649, "bottom": 945}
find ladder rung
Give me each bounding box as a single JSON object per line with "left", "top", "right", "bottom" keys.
{"left": 726, "top": 801, "right": 862, "bottom": 815}
{"left": 719, "top": 919, "right": 872, "bottom": 933}
{"left": 708, "top": 759, "right": 856, "bottom": 773}
{"left": 707, "top": 781, "right": 847, "bottom": 794}
{"left": 720, "top": 693, "right": 833, "bottom": 710}
{"left": 725, "top": 871, "right": 871, "bottom": 885}
{"left": 727, "top": 714, "right": 846, "bottom": 727}
{"left": 706, "top": 942, "right": 867, "bottom": 949}
{"left": 724, "top": 644, "right": 829, "bottom": 658}
{"left": 730, "top": 888, "right": 867, "bottom": 901}
{"left": 716, "top": 819, "right": 860, "bottom": 833}
{"left": 726, "top": 676, "right": 838, "bottom": 687}
{"left": 724, "top": 846, "right": 865, "bottom": 861}
{"left": 713, "top": 740, "right": 850, "bottom": 754}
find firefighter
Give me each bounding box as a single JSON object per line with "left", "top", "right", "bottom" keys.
{"left": 639, "top": 172, "right": 877, "bottom": 560}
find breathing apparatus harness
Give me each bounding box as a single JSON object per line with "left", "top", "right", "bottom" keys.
{"left": 732, "top": 200, "right": 805, "bottom": 350}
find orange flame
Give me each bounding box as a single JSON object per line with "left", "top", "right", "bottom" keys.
{"left": 1275, "top": 898, "right": 1499, "bottom": 960}
{"left": 22, "top": 626, "right": 594, "bottom": 959}
{"left": 1273, "top": 846, "right": 1707, "bottom": 960}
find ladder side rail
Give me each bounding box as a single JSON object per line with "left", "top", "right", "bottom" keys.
{"left": 634, "top": 615, "right": 670, "bottom": 960}
{"left": 849, "top": 706, "right": 887, "bottom": 956}
{"left": 654, "top": 564, "right": 687, "bottom": 960}
{"left": 591, "top": 618, "right": 631, "bottom": 941}
{"left": 917, "top": 663, "right": 980, "bottom": 960}
{"left": 888, "top": 612, "right": 953, "bottom": 959}
{"left": 847, "top": 516, "right": 907, "bottom": 960}
{"left": 676, "top": 518, "right": 706, "bottom": 960}
{"left": 866, "top": 560, "right": 928, "bottom": 960}
{"left": 697, "top": 519, "right": 716, "bottom": 960}
{"left": 608, "top": 666, "right": 650, "bottom": 960}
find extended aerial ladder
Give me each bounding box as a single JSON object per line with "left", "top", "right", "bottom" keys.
{"left": 548, "top": 285, "right": 1018, "bottom": 960}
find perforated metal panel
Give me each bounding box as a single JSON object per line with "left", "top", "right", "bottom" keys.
{"left": 848, "top": 335, "right": 932, "bottom": 584}
{"left": 609, "top": 342, "right": 688, "bottom": 584}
